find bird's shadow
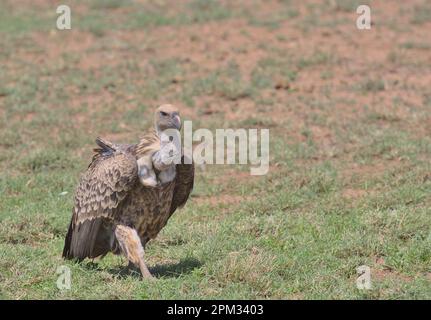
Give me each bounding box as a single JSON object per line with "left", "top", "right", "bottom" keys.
{"left": 151, "top": 257, "right": 202, "bottom": 278}
{"left": 107, "top": 257, "right": 203, "bottom": 279}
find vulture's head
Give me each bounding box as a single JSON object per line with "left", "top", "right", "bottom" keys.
{"left": 154, "top": 104, "right": 181, "bottom": 132}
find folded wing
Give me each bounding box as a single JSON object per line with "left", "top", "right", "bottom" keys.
{"left": 170, "top": 154, "right": 194, "bottom": 215}
{"left": 62, "top": 139, "right": 138, "bottom": 260}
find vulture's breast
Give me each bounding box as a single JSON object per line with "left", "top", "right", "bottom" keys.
{"left": 118, "top": 180, "right": 176, "bottom": 242}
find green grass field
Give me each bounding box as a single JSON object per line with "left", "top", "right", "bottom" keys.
{"left": 0, "top": 0, "right": 430, "bottom": 299}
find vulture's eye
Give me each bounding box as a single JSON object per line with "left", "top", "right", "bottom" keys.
{"left": 160, "top": 111, "right": 168, "bottom": 116}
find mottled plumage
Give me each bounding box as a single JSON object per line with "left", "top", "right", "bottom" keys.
{"left": 62, "top": 106, "right": 194, "bottom": 278}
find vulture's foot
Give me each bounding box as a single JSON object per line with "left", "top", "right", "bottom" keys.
{"left": 125, "top": 261, "right": 153, "bottom": 279}
{"left": 114, "top": 225, "right": 154, "bottom": 280}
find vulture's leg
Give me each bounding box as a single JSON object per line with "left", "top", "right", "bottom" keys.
{"left": 114, "top": 225, "right": 153, "bottom": 279}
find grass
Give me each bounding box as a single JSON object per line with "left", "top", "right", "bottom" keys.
{"left": 0, "top": 0, "right": 430, "bottom": 300}
{"left": 359, "top": 79, "right": 386, "bottom": 93}
{"left": 411, "top": 4, "right": 431, "bottom": 25}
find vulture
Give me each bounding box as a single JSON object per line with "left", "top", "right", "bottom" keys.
{"left": 62, "top": 105, "right": 194, "bottom": 278}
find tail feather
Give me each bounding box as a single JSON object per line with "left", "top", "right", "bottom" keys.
{"left": 62, "top": 219, "right": 74, "bottom": 259}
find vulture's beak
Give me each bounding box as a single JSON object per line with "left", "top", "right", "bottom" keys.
{"left": 173, "top": 114, "right": 181, "bottom": 130}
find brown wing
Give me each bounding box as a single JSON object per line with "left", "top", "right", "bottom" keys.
{"left": 170, "top": 154, "right": 194, "bottom": 215}
{"left": 63, "top": 139, "right": 138, "bottom": 260}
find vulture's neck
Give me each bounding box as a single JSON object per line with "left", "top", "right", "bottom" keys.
{"left": 135, "top": 128, "right": 160, "bottom": 158}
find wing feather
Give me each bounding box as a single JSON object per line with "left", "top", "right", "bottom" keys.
{"left": 169, "top": 154, "right": 194, "bottom": 215}
{"left": 63, "top": 140, "right": 138, "bottom": 260}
